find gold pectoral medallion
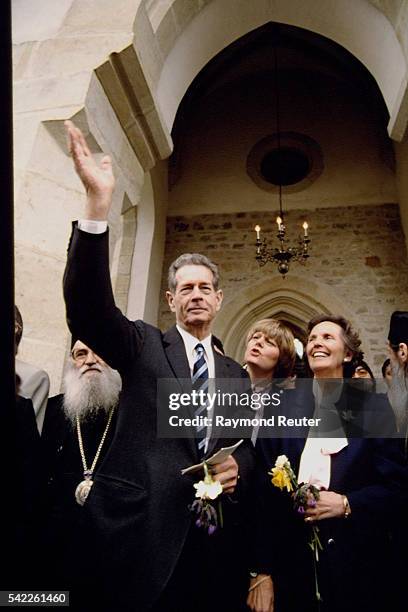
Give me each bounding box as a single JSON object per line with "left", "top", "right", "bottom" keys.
{"left": 74, "top": 408, "right": 115, "bottom": 507}
{"left": 75, "top": 472, "right": 93, "bottom": 506}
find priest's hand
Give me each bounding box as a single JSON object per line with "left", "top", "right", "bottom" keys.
{"left": 211, "top": 455, "right": 239, "bottom": 494}
{"left": 247, "top": 575, "right": 274, "bottom": 612}
{"left": 65, "top": 120, "right": 115, "bottom": 220}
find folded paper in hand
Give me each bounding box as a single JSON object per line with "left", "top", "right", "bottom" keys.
{"left": 181, "top": 440, "right": 243, "bottom": 475}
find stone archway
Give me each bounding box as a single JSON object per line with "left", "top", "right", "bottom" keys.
{"left": 92, "top": 0, "right": 407, "bottom": 147}
{"left": 151, "top": 0, "right": 407, "bottom": 140}
{"left": 213, "top": 274, "right": 372, "bottom": 364}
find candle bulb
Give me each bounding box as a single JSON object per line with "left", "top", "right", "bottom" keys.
{"left": 302, "top": 221, "right": 308, "bottom": 237}
{"left": 254, "top": 225, "right": 261, "bottom": 240}
{"left": 276, "top": 216, "right": 282, "bottom": 231}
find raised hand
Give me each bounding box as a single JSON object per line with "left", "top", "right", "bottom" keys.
{"left": 65, "top": 120, "right": 115, "bottom": 220}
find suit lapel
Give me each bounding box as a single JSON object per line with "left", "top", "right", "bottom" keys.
{"left": 163, "top": 326, "right": 191, "bottom": 393}
{"left": 162, "top": 329, "right": 239, "bottom": 460}
{"left": 334, "top": 383, "right": 366, "bottom": 437}
{"left": 162, "top": 326, "right": 200, "bottom": 461}
{"left": 206, "top": 350, "right": 234, "bottom": 457}
{"left": 213, "top": 349, "right": 231, "bottom": 378}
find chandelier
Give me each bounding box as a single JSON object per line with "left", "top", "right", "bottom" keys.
{"left": 254, "top": 38, "right": 311, "bottom": 277}
{"left": 254, "top": 194, "right": 310, "bottom": 277}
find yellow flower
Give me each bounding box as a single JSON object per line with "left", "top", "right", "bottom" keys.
{"left": 271, "top": 466, "right": 293, "bottom": 492}
{"left": 194, "top": 479, "right": 223, "bottom": 500}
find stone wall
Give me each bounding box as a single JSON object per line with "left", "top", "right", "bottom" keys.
{"left": 12, "top": 0, "right": 408, "bottom": 391}
{"left": 158, "top": 203, "right": 408, "bottom": 373}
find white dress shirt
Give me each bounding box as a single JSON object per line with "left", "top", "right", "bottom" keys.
{"left": 176, "top": 325, "right": 215, "bottom": 379}
{"left": 176, "top": 326, "right": 215, "bottom": 453}
{"left": 78, "top": 219, "right": 107, "bottom": 233}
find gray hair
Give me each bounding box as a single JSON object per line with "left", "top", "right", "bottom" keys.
{"left": 62, "top": 360, "right": 121, "bottom": 425}
{"left": 167, "top": 253, "right": 220, "bottom": 292}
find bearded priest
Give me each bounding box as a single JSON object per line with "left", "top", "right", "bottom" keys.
{"left": 39, "top": 340, "right": 121, "bottom": 606}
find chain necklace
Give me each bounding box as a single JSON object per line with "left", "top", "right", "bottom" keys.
{"left": 74, "top": 408, "right": 115, "bottom": 506}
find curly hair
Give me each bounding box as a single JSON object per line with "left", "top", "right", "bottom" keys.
{"left": 306, "top": 314, "right": 363, "bottom": 378}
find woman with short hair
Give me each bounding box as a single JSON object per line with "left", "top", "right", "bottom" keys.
{"left": 243, "top": 318, "right": 296, "bottom": 448}
{"left": 244, "top": 318, "right": 296, "bottom": 384}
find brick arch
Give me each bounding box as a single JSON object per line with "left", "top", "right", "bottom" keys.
{"left": 213, "top": 274, "right": 372, "bottom": 364}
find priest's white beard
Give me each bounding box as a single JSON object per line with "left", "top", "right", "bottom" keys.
{"left": 387, "top": 361, "right": 408, "bottom": 432}
{"left": 62, "top": 361, "right": 121, "bottom": 425}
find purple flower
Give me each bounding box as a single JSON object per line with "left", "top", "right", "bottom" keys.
{"left": 190, "top": 499, "right": 202, "bottom": 514}
{"left": 190, "top": 496, "right": 219, "bottom": 535}
{"left": 297, "top": 506, "right": 305, "bottom": 514}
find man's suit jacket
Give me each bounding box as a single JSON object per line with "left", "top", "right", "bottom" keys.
{"left": 251, "top": 382, "right": 407, "bottom": 612}
{"left": 16, "top": 359, "right": 50, "bottom": 433}
{"left": 63, "top": 225, "right": 254, "bottom": 611}
{"left": 15, "top": 396, "right": 46, "bottom": 589}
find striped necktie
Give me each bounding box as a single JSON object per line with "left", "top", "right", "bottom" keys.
{"left": 192, "top": 343, "right": 209, "bottom": 457}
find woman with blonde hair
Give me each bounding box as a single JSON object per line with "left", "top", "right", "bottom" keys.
{"left": 244, "top": 319, "right": 296, "bottom": 447}
{"left": 244, "top": 318, "right": 296, "bottom": 385}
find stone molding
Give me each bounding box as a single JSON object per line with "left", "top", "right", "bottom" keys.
{"left": 96, "top": 44, "right": 173, "bottom": 171}
{"left": 213, "top": 275, "right": 371, "bottom": 366}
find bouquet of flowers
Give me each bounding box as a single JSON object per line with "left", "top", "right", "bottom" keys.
{"left": 189, "top": 462, "right": 223, "bottom": 535}
{"left": 270, "top": 454, "right": 323, "bottom": 602}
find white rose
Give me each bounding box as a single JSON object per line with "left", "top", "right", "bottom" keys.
{"left": 275, "top": 454, "right": 290, "bottom": 469}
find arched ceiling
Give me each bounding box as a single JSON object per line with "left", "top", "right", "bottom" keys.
{"left": 152, "top": 0, "right": 407, "bottom": 140}
{"left": 169, "top": 22, "right": 390, "bottom": 191}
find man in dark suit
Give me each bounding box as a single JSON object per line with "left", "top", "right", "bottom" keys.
{"left": 62, "top": 120, "right": 254, "bottom": 611}
{"left": 15, "top": 304, "right": 50, "bottom": 433}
